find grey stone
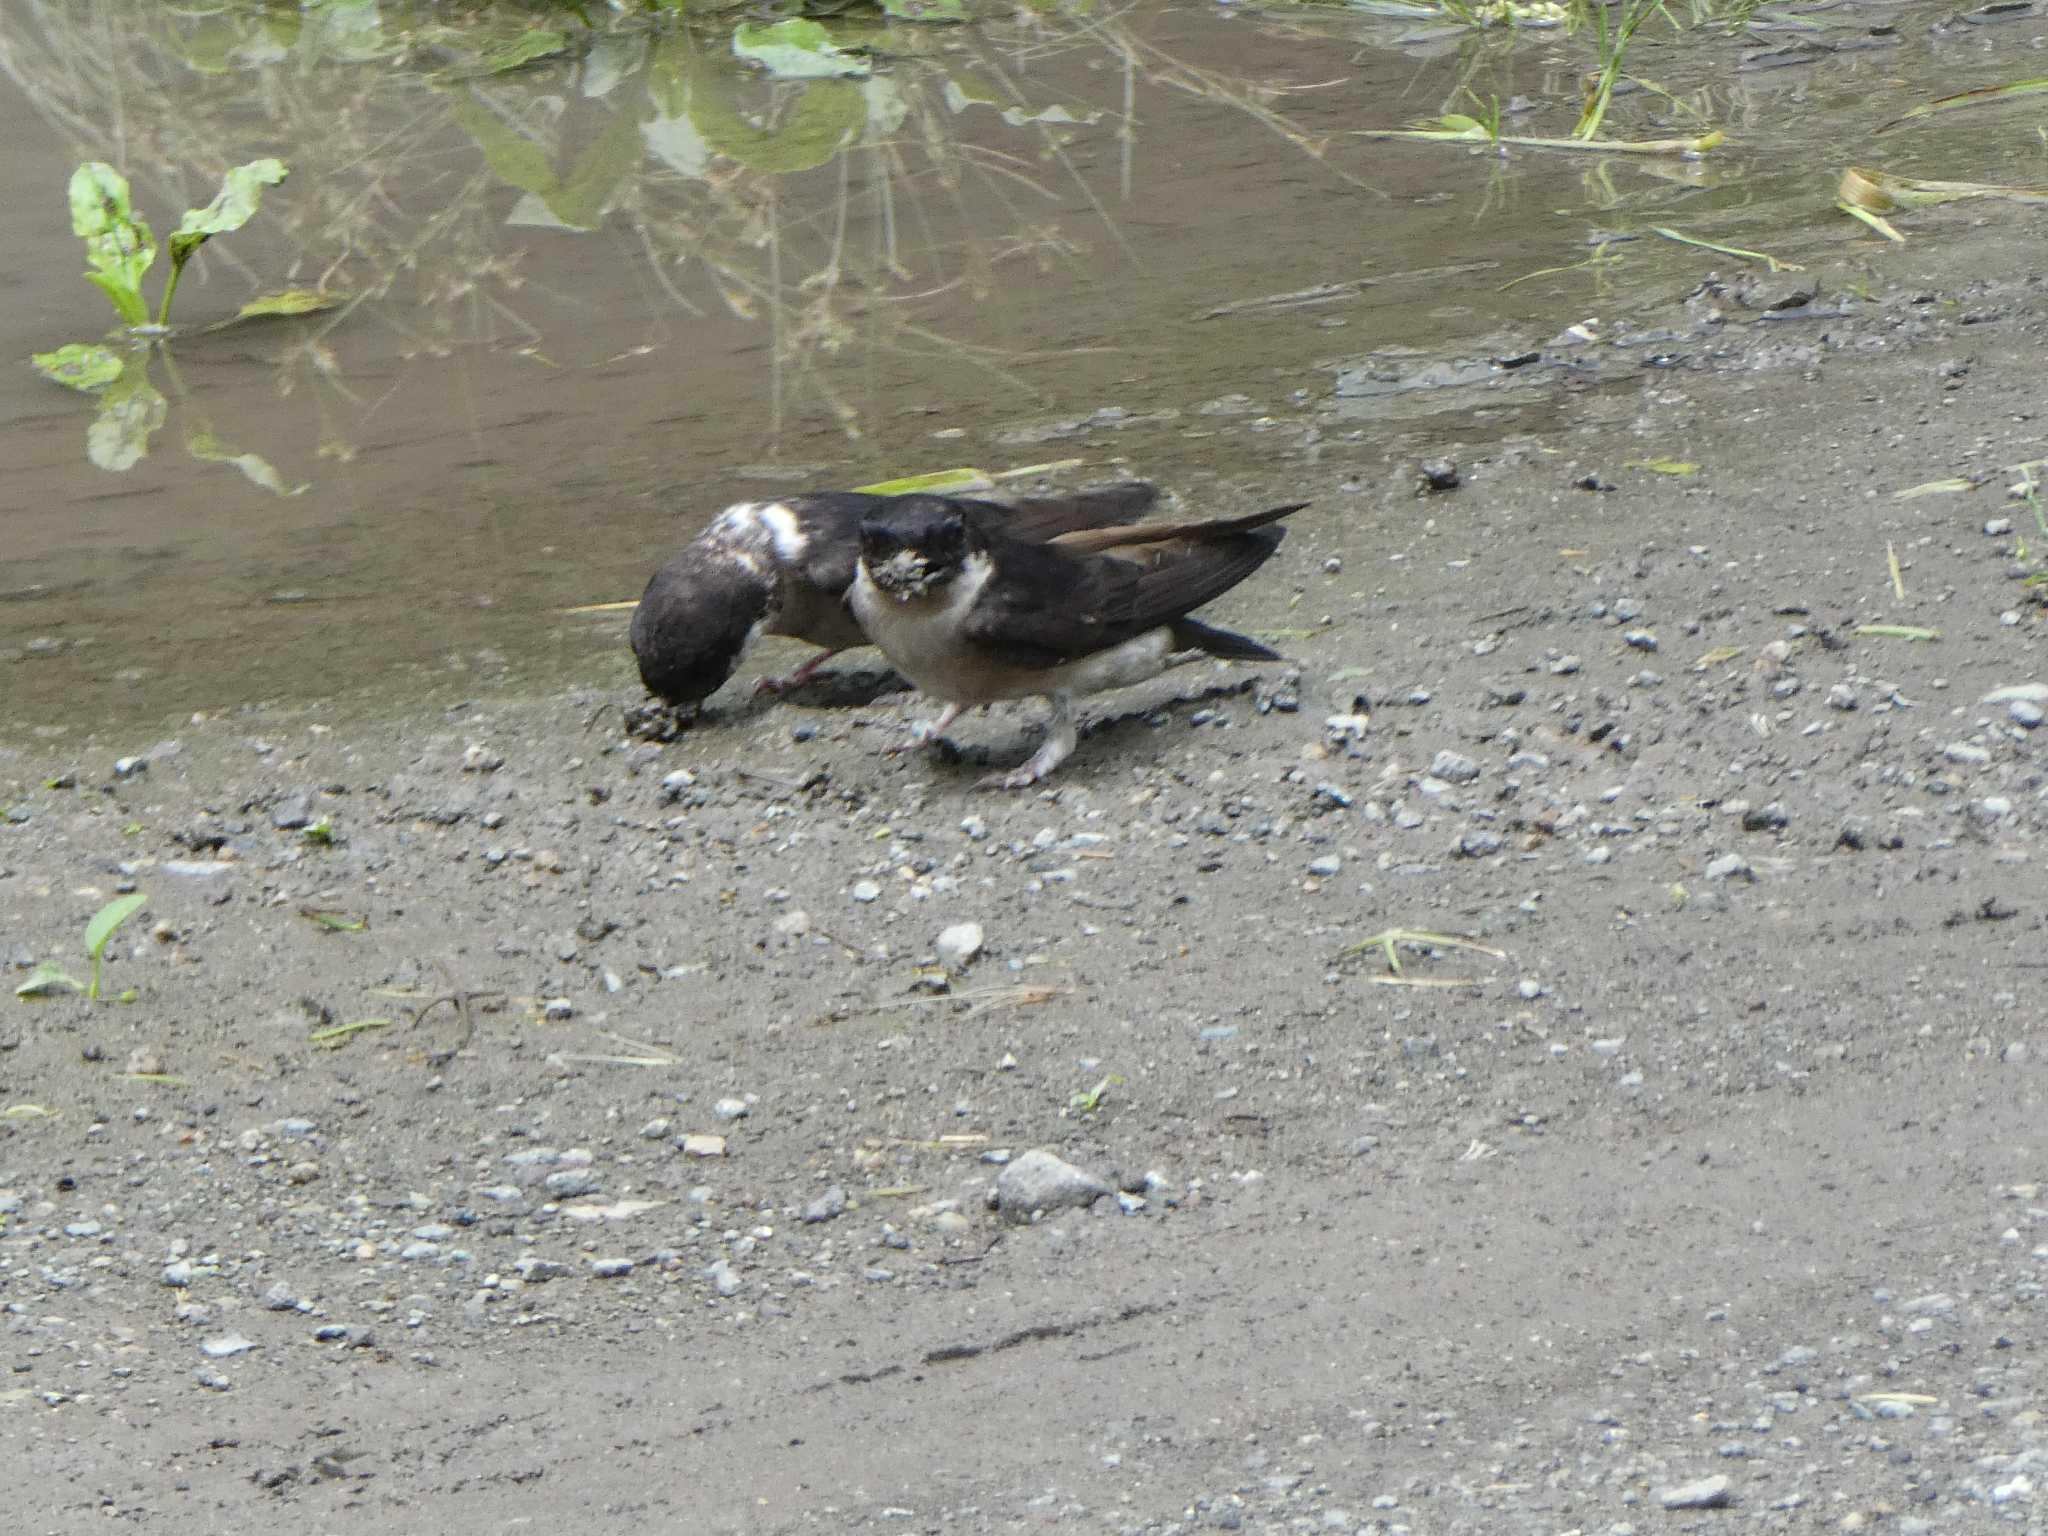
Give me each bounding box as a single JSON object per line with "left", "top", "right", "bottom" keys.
{"left": 1429, "top": 750, "right": 1480, "bottom": 784}
{"left": 936, "top": 922, "right": 985, "bottom": 968}
{"left": 995, "top": 1148, "right": 1113, "bottom": 1221}
{"left": 1704, "top": 853, "right": 1754, "bottom": 882}
{"left": 803, "top": 1185, "right": 849, "bottom": 1224}
{"left": 271, "top": 793, "right": 315, "bottom": 831}
{"left": 704, "top": 1258, "right": 743, "bottom": 1297}
{"left": 1658, "top": 1475, "right": 1732, "bottom": 1510}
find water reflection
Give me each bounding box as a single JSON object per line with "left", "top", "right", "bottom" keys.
{"left": 2, "top": 0, "right": 2011, "bottom": 728}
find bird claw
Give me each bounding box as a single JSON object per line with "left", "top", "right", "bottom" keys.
{"left": 977, "top": 766, "right": 1041, "bottom": 791}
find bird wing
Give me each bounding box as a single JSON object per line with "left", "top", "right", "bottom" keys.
{"left": 777, "top": 492, "right": 891, "bottom": 599}
{"left": 963, "top": 511, "right": 1298, "bottom": 670}
{"left": 780, "top": 483, "right": 1158, "bottom": 596}
{"left": 994, "top": 482, "right": 1160, "bottom": 543}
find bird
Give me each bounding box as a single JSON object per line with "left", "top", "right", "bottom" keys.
{"left": 849, "top": 494, "right": 1305, "bottom": 788}
{"left": 629, "top": 482, "right": 1161, "bottom": 709}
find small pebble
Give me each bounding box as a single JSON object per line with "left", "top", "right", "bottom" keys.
{"left": 1659, "top": 1475, "right": 1732, "bottom": 1510}
{"left": 936, "top": 922, "right": 985, "bottom": 968}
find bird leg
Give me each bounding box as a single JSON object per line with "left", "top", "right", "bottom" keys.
{"left": 980, "top": 693, "right": 1077, "bottom": 790}
{"left": 887, "top": 702, "right": 962, "bottom": 756}
{"left": 752, "top": 648, "right": 841, "bottom": 697}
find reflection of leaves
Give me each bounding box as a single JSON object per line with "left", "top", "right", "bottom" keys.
{"left": 230, "top": 289, "right": 347, "bottom": 321}
{"left": 943, "top": 76, "right": 1101, "bottom": 126}
{"left": 547, "top": 110, "right": 645, "bottom": 229}
{"left": 294, "top": 0, "right": 391, "bottom": 67}
{"left": 87, "top": 357, "right": 168, "bottom": 473}
{"left": 450, "top": 97, "right": 556, "bottom": 198}
{"left": 169, "top": 158, "right": 288, "bottom": 271}
{"left": 479, "top": 27, "right": 570, "bottom": 76}
{"left": 878, "top": 0, "right": 970, "bottom": 20}
{"left": 186, "top": 427, "right": 309, "bottom": 498}
{"left": 32, "top": 343, "right": 125, "bottom": 392}
{"left": 732, "top": 19, "right": 871, "bottom": 79}
{"left": 451, "top": 96, "right": 642, "bottom": 230}
{"left": 69, "top": 162, "right": 155, "bottom": 327}
{"left": 691, "top": 71, "right": 866, "bottom": 173}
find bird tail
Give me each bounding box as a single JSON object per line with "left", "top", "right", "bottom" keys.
{"left": 1170, "top": 617, "right": 1282, "bottom": 662}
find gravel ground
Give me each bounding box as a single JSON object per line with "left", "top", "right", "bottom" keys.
{"left": 3, "top": 263, "right": 2046, "bottom": 1534}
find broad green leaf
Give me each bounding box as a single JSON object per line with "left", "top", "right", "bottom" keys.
{"left": 87, "top": 359, "right": 168, "bottom": 473}
{"left": 690, "top": 71, "right": 865, "bottom": 172}
{"left": 69, "top": 163, "right": 154, "bottom": 327}
{"left": 450, "top": 97, "right": 559, "bottom": 198}
{"left": 232, "top": 289, "right": 346, "bottom": 321}
{"left": 481, "top": 27, "right": 570, "bottom": 75}
{"left": 169, "top": 158, "right": 288, "bottom": 270}
{"left": 85, "top": 894, "right": 147, "bottom": 961}
{"left": 732, "top": 19, "right": 870, "bottom": 79}
{"left": 14, "top": 961, "right": 84, "bottom": 998}
{"left": 32, "top": 343, "right": 125, "bottom": 392}
{"left": 878, "top": 0, "right": 969, "bottom": 20}
{"left": 186, "top": 427, "right": 308, "bottom": 497}
{"left": 544, "top": 109, "right": 644, "bottom": 229}
{"left": 295, "top": 0, "right": 391, "bottom": 66}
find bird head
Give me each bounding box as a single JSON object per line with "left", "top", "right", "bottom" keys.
{"left": 859, "top": 499, "right": 970, "bottom": 601}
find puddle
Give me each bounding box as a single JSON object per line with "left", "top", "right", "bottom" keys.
{"left": 1, "top": 0, "right": 2042, "bottom": 734}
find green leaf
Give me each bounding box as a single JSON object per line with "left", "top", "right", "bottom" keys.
{"left": 856, "top": 467, "right": 993, "bottom": 495}
{"left": 185, "top": 426, "right": 307, "bottom": 497}
{"left": 450, "top": 97, "right": 560, "bottom": 199}
{"left": 32, "top": 343, "right": 125, "bottom": 392}
{"left": 87, "top": 359, "right": 168, "bottom": 473}
{"left": 85, "top": 894, "right": 147, "bottom": 963}
{"left": 69, "top": 163, "right": 154, "bottom": 327}
{"left": 169, "top": 158, "right": 288, "bottom": 268}
{"left": 689, "top": 73, "right": 866, "bottom": 173}
{"left": 481, "top": 26, "right": 570, "bottom": 75}
{"left": 14, "top": 961, "right": 84, "bottom": 999}
{"left": 878, "top": 0, "right": 969, "bottom": 20}
{"left": 543, "top": 109, "right": 644, "bottom": 230}
{"left": 732, "top": 19, "right": 871, "bottom": 79}
{"left": 230, "top": 289, "right": 346, "bottom": 321}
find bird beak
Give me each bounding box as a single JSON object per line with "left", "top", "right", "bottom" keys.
{"left": 868, "top": 548, "right": 940, "bottom": 600}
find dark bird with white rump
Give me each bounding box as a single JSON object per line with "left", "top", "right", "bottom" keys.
{"left": 630, "top": 482, "right": 1161, "bottom": 710}
{"left": 850, "top": 494, "right": 1305, "bottom": 788}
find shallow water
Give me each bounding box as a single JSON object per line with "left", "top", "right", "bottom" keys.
{"left": 1, "top": 0, "right": 2041, "bottom": 734}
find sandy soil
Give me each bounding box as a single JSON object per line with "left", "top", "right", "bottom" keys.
{"left": 3, "top": 265, "right": 2046, "bottom": 1535}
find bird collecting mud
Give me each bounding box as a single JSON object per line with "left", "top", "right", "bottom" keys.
{"left": 850, "top": 495, "right": 1304, "bottom": 787}
{"left": 630, "top": 482, "right": 1161, "bottom": 709}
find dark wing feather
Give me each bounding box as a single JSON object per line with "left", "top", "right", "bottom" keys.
{"left": 776, "top": 492, "right": 891, "bottom": 599}
{"left": 1049, "top": 501, "right": 1306, "bottom": 559}
{"left": 995, "top": 482, "right": 1160, "bottom": 543}
{"left": 783, "top": 483, "right": 1156, "bottom": 596}
{"left": 964, "top": 513, "right": 1295, "bottom": 670}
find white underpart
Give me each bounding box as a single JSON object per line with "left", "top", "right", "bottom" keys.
{"left": 853, "top": 549, "right": 1175, "bottom": 706}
